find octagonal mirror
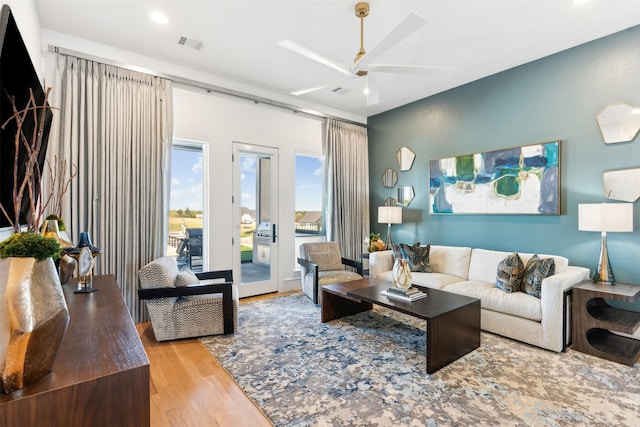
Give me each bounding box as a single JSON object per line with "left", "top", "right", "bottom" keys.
{"left": 596, "top": 103, "right": 640, "bottom": 144}
{"left": 397, "top": 147, "right": 416, "bottom": 171}
{"left": 382, "top": 168, "right": 398, "bottom": 188}
{"left": 397, "top": 186, "right": 415, "bottom": 206}
{"left": 603, "top": 168, "right": 640, "bottom": 202}
{"left": 384, "top": 197, "right": 398, "bottom": 206}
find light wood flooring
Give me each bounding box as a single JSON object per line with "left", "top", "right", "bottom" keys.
{"left": 137, "top": 291, "right": 299, "bottom": 427}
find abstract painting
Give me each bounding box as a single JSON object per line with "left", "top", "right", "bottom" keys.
{"left": 429, "top": 141, "right": 560, "bottom": 215}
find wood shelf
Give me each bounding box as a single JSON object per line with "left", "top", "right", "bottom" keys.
{"left": 572, "top": 280, "right": 640, "bottom": 366}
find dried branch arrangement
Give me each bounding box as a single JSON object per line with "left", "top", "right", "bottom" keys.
{"left": 0, "top": 87, "right": 54, "bottom": 234}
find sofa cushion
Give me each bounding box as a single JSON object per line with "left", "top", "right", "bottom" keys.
{"left": 496, "top": 252, "right": 524, "bottom": 293}
{"left": 522, "top": 255, "right": 556, "bottom": 298}
{"left": 444, "top": 280, "right": 543, "bottom": 322}
{"left": 399, "top": 242, "right": 431, "bottom": 272}
{"left": 308, "top": 251, "right": 342, "bottom": 271}
{"left": 428, "top": 245, "right": 472, "bottom": 278}
{"left": 317, "top": 270, "right": 362, "bottom": 285}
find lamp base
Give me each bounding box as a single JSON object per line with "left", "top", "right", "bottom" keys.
{"left": 592, "top": 231, "right": 615, "bottom": 285}
{"left": 385, "top": 223, "right": 392, "bottom": 250}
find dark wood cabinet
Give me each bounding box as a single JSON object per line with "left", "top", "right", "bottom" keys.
{"left": 571, "top": 280, "right": 640, "bottom": 366}
{"left": 0, "top": 275, "right": 150, "bottom": 426}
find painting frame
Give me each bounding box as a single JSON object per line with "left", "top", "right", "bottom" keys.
{"left": 429, "top": 141, "right": 560, "bottom": 215}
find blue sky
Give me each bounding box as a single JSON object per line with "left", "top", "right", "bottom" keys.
{"left": 170, "top": 149, "right": 323, "bottom": 212}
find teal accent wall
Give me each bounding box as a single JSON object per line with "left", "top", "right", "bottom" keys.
{"left": 368, "top": 26, "right": 640, "bottom": 292}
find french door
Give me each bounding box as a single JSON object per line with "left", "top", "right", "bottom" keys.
{"left": 232, "top": 142, "right": 279, "bottom": 298}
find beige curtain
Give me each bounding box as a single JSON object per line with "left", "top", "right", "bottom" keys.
{"left": 47, "top": 55, "right": 172, "bottom": 322}
{"left": 324, "top": 119, "right": 370, "bottom": 261}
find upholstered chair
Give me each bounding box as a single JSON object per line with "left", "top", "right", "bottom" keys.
{"left": 138, "top": 256, "right": 238, "bottom": 341}
{"left": 298, "top": 242, "right": 363, "bottom": 304}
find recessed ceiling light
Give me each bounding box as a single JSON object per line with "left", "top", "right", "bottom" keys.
{"left": 150, "top": 11, "right": 168, "bottom": 24}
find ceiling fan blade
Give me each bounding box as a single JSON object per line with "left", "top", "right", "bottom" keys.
{"left": 290, "top": 78, "right": 351, "bottom": 96}
{"left": 366, "top": 74, "right": 379, "bottom": 106}
{"left": 278, "top": 39, "right": 355, "bottom": 78}
{"left": 351, "top": 11, "right": 427, "bottom": 74}
{"left": 367, "top": 64, "right": 456, "bottom": 76}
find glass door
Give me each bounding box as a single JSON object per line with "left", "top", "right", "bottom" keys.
{"left": 232, "top": 142, "right": 278, "bottom": 297}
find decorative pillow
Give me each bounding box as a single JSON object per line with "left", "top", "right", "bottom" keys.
{"left": 496, "top": 252, "right": 524, "bottom": 293}
{"left": 399, "top": 242, "right": 431, "bottom": 272}
{"left": 391, "top": 244, "right": 403, "bottom": 260}
{"left": 522, "top": 255, "right": 555, "bottom": 298}
{"left": 175, "top": 269, "right": 199, "bottom": 287}
{"left": 308, "top": 251, "right": 343, "bottom": 271}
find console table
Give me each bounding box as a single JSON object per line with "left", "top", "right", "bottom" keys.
{"left": 571, "top": 280, "right": 640, "bottom": 366}
{"left": 0, "top": 274, "right": 150, "bottom": 426}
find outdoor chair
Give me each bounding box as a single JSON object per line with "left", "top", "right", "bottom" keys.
{"left": 298, "top": 242, "right": 363, "bottom": 304}
{"left": 138, "top": 256, "right": 238, "bottom": 341}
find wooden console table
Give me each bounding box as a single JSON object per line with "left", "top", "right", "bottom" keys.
{"left": 0, "top": 274, "right": 150, "bottom": 426}
{"left": 571, "top": 280, "right": 640, "bottom": 366}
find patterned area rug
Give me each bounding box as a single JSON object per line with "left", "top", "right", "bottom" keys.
{"left": 201, "top": 293, "right": 640, "bottom": 426}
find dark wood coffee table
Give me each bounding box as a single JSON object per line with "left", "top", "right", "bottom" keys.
{"left": 322, "top": 277, "right": 480, "bottom": 374}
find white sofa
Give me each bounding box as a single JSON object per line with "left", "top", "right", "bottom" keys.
{"left": 369, "top": 245, "right": 590, "bottom": 352}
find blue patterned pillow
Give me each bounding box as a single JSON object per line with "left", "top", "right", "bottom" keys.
{"left": 522, "top": 255, "right": 555, "bottom": 298}
{"left": 496, "top": 252, "right": 524, "bottom": 293}
{"left": 399, "top": 242, "right": 431, "bottom": 272}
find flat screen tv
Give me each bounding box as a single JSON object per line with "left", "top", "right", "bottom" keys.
{"left": 0, "top": 5, "right": 53, "bottom": 231}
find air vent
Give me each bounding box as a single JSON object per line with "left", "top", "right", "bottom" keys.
{"left": 178, "top": 36, "right": 204, "bottom": 51}
{"left": 332, "top": 87, "right": 350, "bottom": 95}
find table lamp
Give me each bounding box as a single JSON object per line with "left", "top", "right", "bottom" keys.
{"left": 578, "top": 203, "right": 633, "bottom": 284}
{"left": 378, "top": 206, "right": 402, "bottom": 250}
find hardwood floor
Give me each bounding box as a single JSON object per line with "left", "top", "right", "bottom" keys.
{"left": 137, "top": 291, "right": 299, "bottom": 427}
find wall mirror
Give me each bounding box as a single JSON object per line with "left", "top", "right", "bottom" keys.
{"left": 596, "top": 103, "right": 640, "bottom": 144}
{"left": 384, "top": 197, "right": 397, "bottom": 206}
{"left": 382, "top": 168, "right": 398, "bottom": 187}
{"left": 397, "top": 186, "right": 415, "bottom": 206}
{"left": 396, "top": 147, "right": 416, "bottom": 171}
{"left": 603, "top": 167, "right": 640, "bottom": 202}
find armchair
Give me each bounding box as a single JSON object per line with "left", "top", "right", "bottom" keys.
{"left": 138, "top": 256, "right": 238, "bottom": 341}
{"left": 298, "top": 242, "right": 363, "bottom": 304}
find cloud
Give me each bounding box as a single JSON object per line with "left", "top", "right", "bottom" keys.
{"left": 241, "top": 157, "right": 256, "bottom": 171}
{"left": 171, "top": 178, "right": 180, "bottom": 186}
{"left": 299, "top": 184, "right": 319, "bottom": 190}
{"left": 192, "top": 155, "right": 203, "bottom": 174}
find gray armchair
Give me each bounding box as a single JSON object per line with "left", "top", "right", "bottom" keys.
{"left": 298, "top": 242, "right": 363, "bottom": 304}
{"left": 138, "top": 256, "right": 238, "bottom": 341}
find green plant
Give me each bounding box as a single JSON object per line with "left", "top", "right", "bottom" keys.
{"left": 45, "top": 213, "right": 66, "bottom": 231}
{"left": 0, "top": 232, "right": 61, "bottom": 260}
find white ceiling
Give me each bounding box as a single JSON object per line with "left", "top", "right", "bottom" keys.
{"left": 34, "top": 1, "right": 640, "bottom": 118}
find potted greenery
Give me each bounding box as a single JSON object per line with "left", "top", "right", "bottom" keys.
{"left": 0, "top": 88, "right": 70, "bottom": 394}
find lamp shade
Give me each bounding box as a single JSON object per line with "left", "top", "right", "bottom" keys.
{"left": 378, "top": 206, "right": 402, "bottom": 224}
{"left": 578, "top": 203, "right": 633, "bottom": 232}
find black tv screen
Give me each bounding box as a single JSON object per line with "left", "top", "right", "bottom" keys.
{"left": 0, "top": 5, "right": 53, "bottom": 230}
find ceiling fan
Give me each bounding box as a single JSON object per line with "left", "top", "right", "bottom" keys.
{"left": 278, "top": 2, "right": 454, "bottom": 106}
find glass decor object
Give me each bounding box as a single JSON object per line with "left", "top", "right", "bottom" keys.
{"left": 392, "top": 258, "right": 412, "bottom": 289}
{"left": 578, "top": 203, "right": 633, "bottom": 284}
{"left": 596, "top": 103, "right": 640, "bottom": 144}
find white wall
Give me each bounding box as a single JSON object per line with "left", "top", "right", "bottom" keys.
{"left": 173, "top": 85, "right": 324, "bottom": 291}
{"left": 4, "top": 0, "right": 43, "bottom": 80}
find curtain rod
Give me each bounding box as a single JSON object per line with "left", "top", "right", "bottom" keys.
{"left": 48, "top": 45, "right": 366, "bottom": 128}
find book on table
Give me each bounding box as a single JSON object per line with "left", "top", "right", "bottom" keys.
{"left": 381, "top": 287, "right": 427, "bottom": 302}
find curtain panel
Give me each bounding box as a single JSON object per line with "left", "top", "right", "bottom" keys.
{"left": 47, "top": 55, "right": 172, "bottom": 322}
{"left": 324, "top": 119, "right": 370, "bottom": 262}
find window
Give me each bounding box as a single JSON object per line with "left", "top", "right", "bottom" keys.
{"left": 295, "top": 154, "right": 324, "bottom": 235}
{"left": 167, "top": 140, "right": 205, "bottom": 272}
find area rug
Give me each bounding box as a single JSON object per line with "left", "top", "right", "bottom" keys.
{"left": 201, "top": 293, "right": 640, "bottom": 426}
